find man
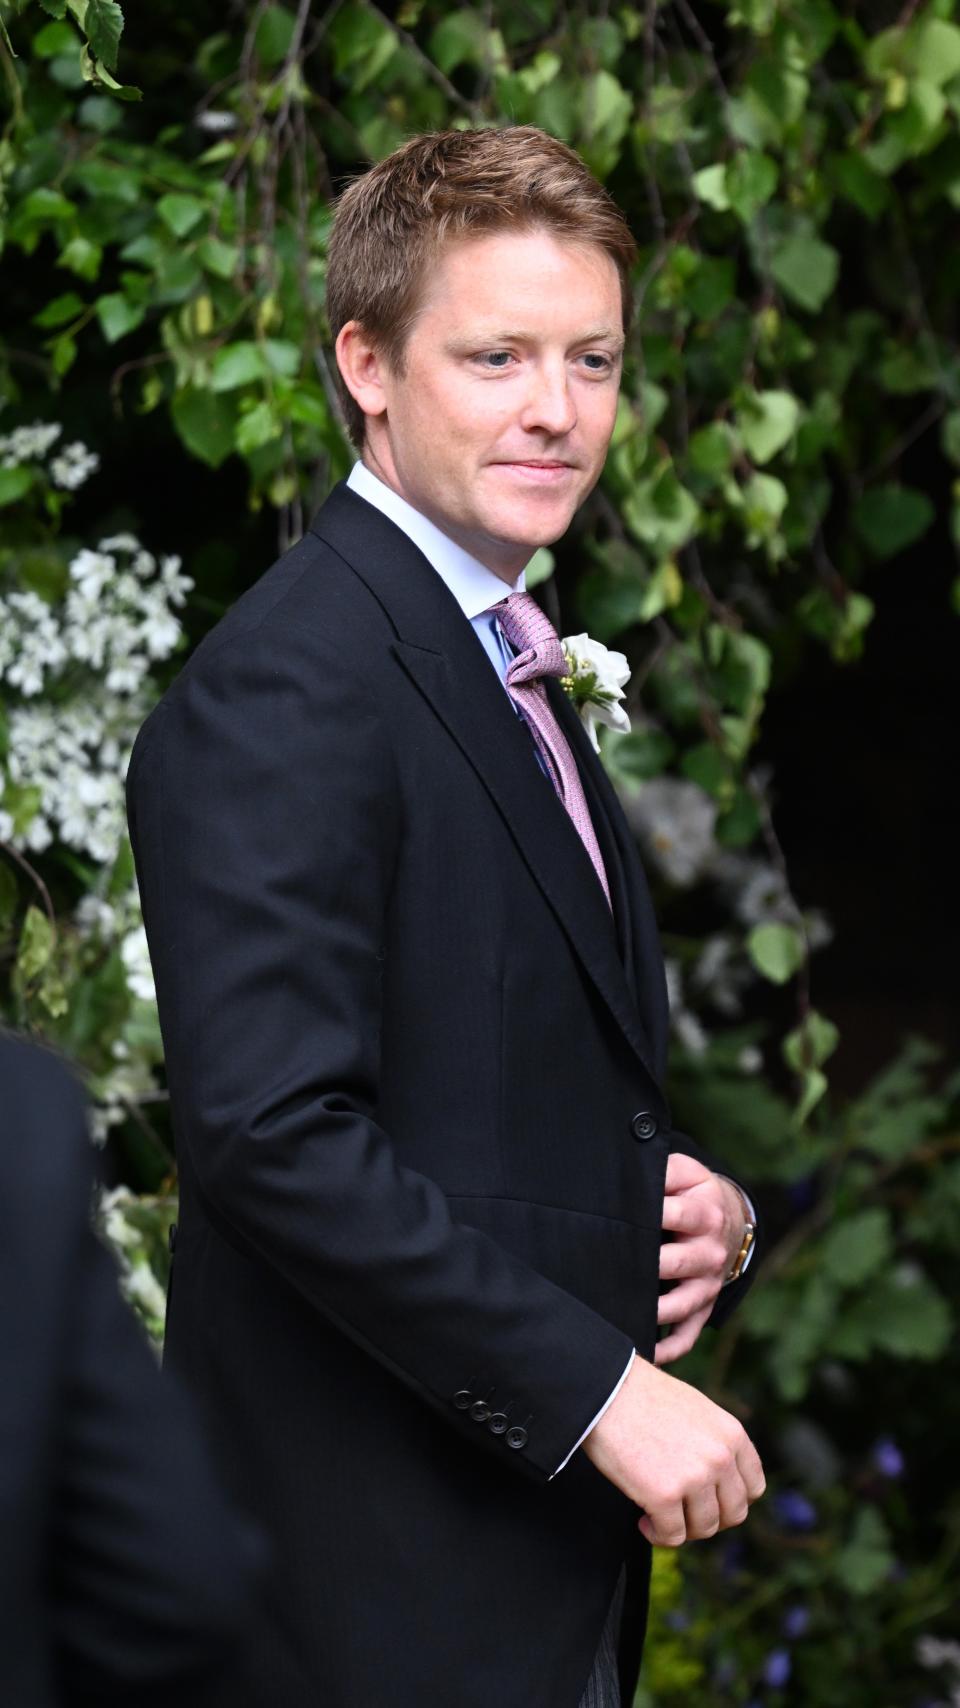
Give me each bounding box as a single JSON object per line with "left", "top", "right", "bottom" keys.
{"left": 0, "top": 1031, "right": 263, "bottom": 1706}
{"left": 126, "top": 126, "right": 764, "bottom": 1708}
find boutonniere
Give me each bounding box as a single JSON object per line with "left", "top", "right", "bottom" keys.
{"left": 559, "top": 632, "right": 631, "bottom": 753}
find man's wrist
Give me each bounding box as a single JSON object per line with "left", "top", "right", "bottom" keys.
{"left": 715, "top": 1175, "right": 757, "bottom": 1284}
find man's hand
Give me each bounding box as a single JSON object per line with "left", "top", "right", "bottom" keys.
{"left": 582, "top": 1355, "right": 765, "bottom": 1546}
{"left": 656, "top": 1154, "right": 749, "bottom": 1366}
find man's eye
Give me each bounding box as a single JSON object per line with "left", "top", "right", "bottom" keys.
{"left": 582, "top": 353, "right": 613, "bottom": 372}
{"left": 476, "top": 351, "right": 514, "bottom": 368}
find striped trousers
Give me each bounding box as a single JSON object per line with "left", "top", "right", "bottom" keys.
{"left": 577, "top": 1568, "right": 626, "bottom": 1708}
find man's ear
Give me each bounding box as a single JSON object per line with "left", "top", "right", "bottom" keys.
{"left": 335, "top": 322, "right": 389, "bottom": 424}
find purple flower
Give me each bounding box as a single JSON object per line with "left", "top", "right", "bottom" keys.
{"left": 872, "top": 1437, "right": 905, "bottom": 1478}
{"left": 773, "top": 1490, "right": 817, "bottom": 1531}
{"left": 782, "top": 1604, "right": 810, "bottom": 1640}
{"left": 663, "top": 1610, "right": 690, "bottom": 1630}
{"left": 763, "top": 1648, "right": 792, "bottom": 1689}
{"left": 787, "top": 1175, "right": 818, "bottom": 1212}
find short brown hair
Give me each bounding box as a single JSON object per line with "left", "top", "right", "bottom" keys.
{"left": 326, "top": 126, "right": 637, "bottom": 448}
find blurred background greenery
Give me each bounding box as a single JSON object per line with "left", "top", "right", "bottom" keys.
{"left": 1, "top": 0, "right": 958, "bottom": 1702}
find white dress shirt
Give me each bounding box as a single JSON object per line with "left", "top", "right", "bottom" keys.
{"left": 345, "top": 460, "right": 752, "bottom": 1473}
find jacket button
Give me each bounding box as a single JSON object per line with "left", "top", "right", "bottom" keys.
{"left": 488, "top": 1412, "right": 509, "bottom": 1435}
{"left": 453, "top": 1390, "right": 472, "bottom": 1410}
{"left": 506, "top": 1426, "right": 528, "bottom": 1450}
{"left": 470, "top": 1401, "right": 491, "bottom": 1424}
{"left": 631, "top": 1111, "right": 658, "bottom": 1142}
{"left": 168, "top": 1220, "right": 178, "bottom": 1253}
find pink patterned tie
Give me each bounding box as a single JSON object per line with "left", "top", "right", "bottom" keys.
{"left": 493, "top": 591, "right": 612, "bottom": 910}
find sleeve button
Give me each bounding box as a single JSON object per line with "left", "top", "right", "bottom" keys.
{"left": 469, "top": 1401, "right": 491, "bottom": 1423}
{"left": 488, "top": 1412, "right": 509, "bottom": 1435}
{"left": 453, "top": 1390, "right": 472, "bottom": 1410}
{"left": 506, "top": 1426, "right": 528, "bottom": 1450}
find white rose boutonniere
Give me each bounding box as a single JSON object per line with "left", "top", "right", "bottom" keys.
{"left": 559, "top": 632, "right": 631, "bottom": 753}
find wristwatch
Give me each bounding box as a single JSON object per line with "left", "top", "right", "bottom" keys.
{"left": 718, "top": 1175, "right": 756, "bottom": 1284}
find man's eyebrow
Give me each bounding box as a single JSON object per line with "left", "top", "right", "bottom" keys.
{"left": 452, "top": 327, "right": 626, "bottom": 349}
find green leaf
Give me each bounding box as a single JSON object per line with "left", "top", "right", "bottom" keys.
{"left": 262, "top": 338, "right": 300, "bottom": 378}
{"left": 821, "top": 1209, "right": 892, "bottom": 1287}
{"left": 19, "top": 186, "right": 75, "bottom": 223}
{"left": 95, "top": 291, "right": 145, "bottom": 342}
{"left": 197, "top": 235, "right": 240, "bottom": 280}
{"left": 726, "top": 150, "right": 777, "bottom": 222}
{"left": 33, "top": 20, "right": 77, "bottom": 56}
{"left": 16, "top": 906, "right": 55, "bottom": 984}
{"left": 770, "top": 232, "right": 840, "bottom": 312}
{"left": 681, "top": 742, "right": 731, "bottom": 800}
{"left": 613, "top": 728, "right": 675, "bottom": 782}
{"left": 37, "top": 0, "right": 68, "bottom": 14}
{"left": 78, "top": 41, "right": 139, "bottom": 98}
{"left": 0, "top": 468, "right": 36, "bottom": 507}
{"left": 32, "top": 291, "right": 85, "bottom": 328}
{"left": 156, "top": 193, "right": 207, "bottom": 238}
{"left": 911, "top": 17, "right": 960, "bottom": 87}
{"left": 83, "top": 0, "right": 123, "bottom": 70}
{"left": 783, "top": 1010, "right": 839, "bottom": 1073}
{"left": 693, "top": 164, "right": 730, "bottom": 211}
{"left": 747, "top": 922, "right": 805, "bottom": 984}
{"left": 57, "top": 235, "right": 103, "bottom": 279}
{"left": 210, "top": 342, "right": 266, "bottom": 391}
{"left": 524, "top": 548, "right": 555, "bottom": 589}
{"left": 737, "top": 389, "right": 800, "bottom": 464}
{"left": 171, "top": 387, "right": 237, "bottom": 468}
{"left": 853, "top": 484, "right": 934, "bottom": 559}
{"left": 0, "top": 860, "right": 17, "bottom": 927}
{"left": 428, "top": 8, "right": 489, "bottom": 73}
{"left": 234, "top": 400, "right": 281, "bottom": 453}
{"left": 689, "top": 421, "right": 738, "bottom": 477}
{"left": 870, "top": 1267, "right": 952, "bottom": 1358}
{"left": 255, "top": 4, "right": 296, "bottom": 66}
{"left": 833, "top": 1509, "right": 894, "bottom": 1597}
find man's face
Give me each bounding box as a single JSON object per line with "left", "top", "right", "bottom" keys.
{"left": 355, "top": 227, "right": 625, "bottom": 579}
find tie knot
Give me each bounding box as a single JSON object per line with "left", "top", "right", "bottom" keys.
{"left": 494, "top": 591, "right": 568, "bottom": 685}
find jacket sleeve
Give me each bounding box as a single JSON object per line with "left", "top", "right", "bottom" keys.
{"left": 126, "top": 621, "right": 634, "bottom": 1484}
{"left": 0, "top": 1040, "right": 263, "bottom": 1708}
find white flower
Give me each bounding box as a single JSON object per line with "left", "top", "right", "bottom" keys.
{"left": 560, "top": 632, "right": 631, "bottom": 753}
{"left": 737, "top": 1045, "right": 764, "bottom": 1075}
{"left": 626, "top": 778, "right": 718, "bottom": 887}
{"left": 49, "top": 441, "right": 100, "bottom": 490}
{"left": 121, "top": 924, "right": 156, "bottom": 1002}
{"left": 0, "top": 809, "right": 13, "bottom": 841}
{"left": 0, "top": 421, "right": 62, "bottom": 465}
{"left": 124, "top": 1260, "right": 168, "bottom": 1322}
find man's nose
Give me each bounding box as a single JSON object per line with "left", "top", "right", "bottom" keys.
{"left": 519, "top": 363, "right": 577, "bottom": 436}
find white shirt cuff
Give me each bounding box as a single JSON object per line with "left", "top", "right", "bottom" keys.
{"left": 548, "top": 1350, "right": 635, "bottom": 1480}
{"left": 716, "top": 1175, "right": 757, "bottom": 1281}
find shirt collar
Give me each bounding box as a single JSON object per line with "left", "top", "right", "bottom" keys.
{"left": 347, "top": 460, "right": 525, "bottom": 619}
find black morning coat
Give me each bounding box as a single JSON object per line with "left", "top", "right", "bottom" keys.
{"left": 0, "top": 1034, "right": 264, "bottom": 1708}
{"left": 126, "top": 481, "right": 761, "bottom": 1708}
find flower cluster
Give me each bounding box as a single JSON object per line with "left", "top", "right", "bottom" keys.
{"left": 0, "top": 419, "right": 100, "bottom": 489}
{"left": 0, "top": 535, "right": 192, "bottom": 863}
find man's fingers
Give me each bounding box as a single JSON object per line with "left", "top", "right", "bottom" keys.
{"left": 663, "top": 1151, "right": 711, "bottom": 1193}
{"left": 659, "top": 1234, "right": 727, "bottom": 1283}
{"left": 736, "top": 1440, "right": 767, "bottom": 1503}
{"left": 653, "top": 1303, "right": 712, "bottom": 1364}
{"left": 683, "top": 1487, "right": 721, "bottom": 1541}
{"left": 657, "top": 1277, "right": 716, "bottom": 1325}
{"left": 661, "top": 1190, "right": 723, "bottom": 1236}
{"left": 638, "top": 1502, "right": 687, "bottom": 1548}
{"left": 716, "top": 1464, "right": 751, "bottom": 1531}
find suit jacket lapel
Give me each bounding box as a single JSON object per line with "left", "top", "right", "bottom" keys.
{"left": 310, "top": 484, "right": 661, "bottom": 1084}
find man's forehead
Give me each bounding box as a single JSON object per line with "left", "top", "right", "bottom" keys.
{"left": 416, "top": 230, "right": 624, "bottom": 330}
